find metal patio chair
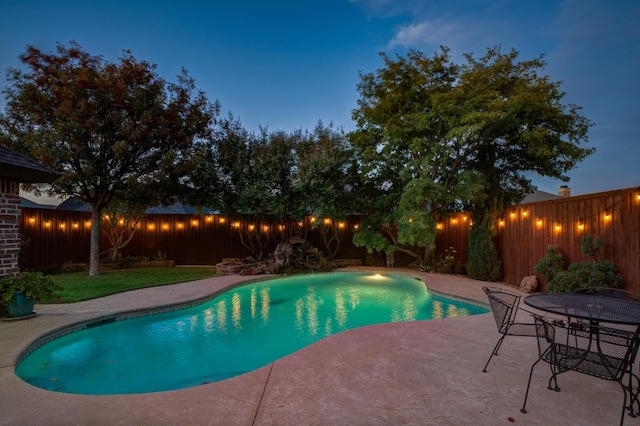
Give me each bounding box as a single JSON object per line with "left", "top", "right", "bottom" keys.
{"left": 482, "top": 286, "right": 538, "bottom": 373}
{"left": 520, "top": 315, "right": 640, "bottom": 425}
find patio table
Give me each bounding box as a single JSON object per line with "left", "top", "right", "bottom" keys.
{"left": 525, "top": 293, "right": 640, "bottom": 419}
{"left": 524, "top": 293, "right": 640, "bottom": 325}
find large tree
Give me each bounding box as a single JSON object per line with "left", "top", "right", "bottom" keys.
{"left": 294, "top": 122, "right": 362, "bottom": 259}
{"left": 196, "top": 115, "right": 299, "bottom": 260}
{"left": 0, "top": 42, "right": 219, "bottom": 275}
{"left": 350, "top": 46, "right": 593, "bottom": 268}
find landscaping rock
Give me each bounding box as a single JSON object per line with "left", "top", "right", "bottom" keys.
{"left": 520, "top": 275, "right": 538, "bottom": 293}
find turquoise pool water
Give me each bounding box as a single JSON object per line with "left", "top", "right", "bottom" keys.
{"left": 16, "top": 272, "right": 487, "bottom": 395}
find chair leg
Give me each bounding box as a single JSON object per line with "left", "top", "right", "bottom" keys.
{"left": 521, "top": 358, "right": 542, "bottom": 414}
{"left": 482, "top": 334, "right": 506, "bottom": 372}
{"left": 619, "top": 382, "right": 629, "bottom": 426}
{"left": 546, "top": 363, "right": 561, "bottom": 392}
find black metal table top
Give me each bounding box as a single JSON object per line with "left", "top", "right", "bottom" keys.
{"left": 525, "top": 293, "right": 640, "bottom": 325}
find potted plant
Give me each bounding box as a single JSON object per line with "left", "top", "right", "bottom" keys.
{"left": 0, "top": 272, "right": 63, "bottom": 318}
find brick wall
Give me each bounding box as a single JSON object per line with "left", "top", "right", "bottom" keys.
{"left": 0, "top": 178, "right": 21, "bottom": 279}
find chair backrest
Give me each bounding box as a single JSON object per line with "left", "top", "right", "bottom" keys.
{"left": 535, "top": 315, "right": 637, "bottom": 381}
{"left": 483, "top": 286, "right": 521, "bottom": 333}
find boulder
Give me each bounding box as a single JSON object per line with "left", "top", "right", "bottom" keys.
{"left": 520, "top": 275, "right": 538, "bottom": 293}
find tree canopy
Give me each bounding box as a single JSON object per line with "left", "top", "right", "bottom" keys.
{"left": 349, "top": 46, "right": 593, "bottom": 266}
{"left": 0, "top": 42, "right": 219, "bottom": 275}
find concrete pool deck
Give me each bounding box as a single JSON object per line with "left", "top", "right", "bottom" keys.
{"left": 0, "top": 268, "right": 636, "bottom": 425}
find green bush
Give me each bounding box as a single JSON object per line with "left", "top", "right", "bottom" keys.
{"left": 589, "top": 260, "right": 622, "bottom": 288}
{"left": 537, "top": 236, "right": 623, "bottom": 294}
{"left": 547, "top": 270, "right": 581, "bottom": 294}
{"left": 533, "top": 244, "right": 565, "bottom": 281}
{"left": 467, "top": 222, "right": 501, "bottom": 281}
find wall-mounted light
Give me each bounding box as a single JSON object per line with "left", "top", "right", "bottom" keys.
{"left": 177, "top": 223, "right": 184, "bottom": 230}
{"left": 232, "top": 221, "right": 241, "bottom": 229}
{"left": 162, "top": 223, "right": 169, "bottom": 231}
{"left": 323, "top": 218, "right": 331, "bottom": 225}
{"left": 509, "top": 212, "right": 516, "bottom": 219}
{"left": 436, "top": 223, "right": 443, "bottom": 230}
{"left": 353, "top": 224, "right": 360, "bottom": 230}
{"left": 59, "top": 222, "right": 66, "bottom": 230}
{"left": 536, "top": 219, "right": 543, "bottom": 227}
{"left": 522, "top": 211, "right": 528, "bottom": 218}
{"left": 85, "top": 220, "right": 92, "bottom": 228}
{"left": 555, "top": 224, "right": 562, "bottom": 232}
{"left": 499, "top": 220, "right": 505, "bottom": 227}
{"left": 191, "top": 220, "right": 199, "bottom": 227}
{"left": 578, "top": 222, "right": 584, "bottom": 231}
{"left": 248, "top": 224, "right": 255, "bottom": 232}
{"left": 44, "top": 221, "right": 51, "bottom": 229}
{"left": 217, "top": 216, "right": 224, "bottom": 224}
{"left": 29, "top": 216, "right": 36, "bottom": 224}
{"left": 261, "top": 225, "right": 269, "bottom": 233}
{"left": 309, "top": 217, "right": 316, "bottom": 224}
{"left": 206, "top": 215, "right": 214, "bottom": 223}
{"left": 278, "top": 224, "right": 285, "bottom": 232}
{"left": 338, "top": 222, "right": 345, "bottom": 229}
{"left": 451, "top": 218, "right": 458, "bottom": 225}
{"left": 148, "top": 223, "right": 155, "bottom": 231}
{"left": 73, "top": 222, "right": 79, "bottom": 230}
{"left": 604, "top": 213, "right": 611, "bottom": 222}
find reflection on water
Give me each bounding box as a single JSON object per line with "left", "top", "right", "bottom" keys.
{"left": 17, "top": 273, "right": 487, "bottom": 395}
{"left": 260, "top": 288, "right": 270, "bottom": 323}
{"left": 186, "top": 275, "right": 475, "bottom": 341}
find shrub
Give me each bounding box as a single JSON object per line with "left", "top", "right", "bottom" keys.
{"left": 533, "top": 244, "right": 565, "bottom": 281}
{"left": 468, "top": 222, "right": 501, "bottom": 281}
{"left": 536, "top": 235, "right": 623, "bottom": 294}
{"left": 547, "top": 270, "right": 581, "bottom": 294}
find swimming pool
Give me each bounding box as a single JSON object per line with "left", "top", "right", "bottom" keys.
{"left": 16, "top": 272, "right": 488, "bottom": 395}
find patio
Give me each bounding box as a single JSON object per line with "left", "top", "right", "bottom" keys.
{"left": 0, "top": 268, "right": 635, "bottom": 425}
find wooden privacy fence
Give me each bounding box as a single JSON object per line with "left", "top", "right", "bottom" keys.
{"left": 18, "top": 187, "right": 640, "bottom": 293}
{"left": 497, "top": 187, "right": 640, "bottom": 293}
{"left": 435, "top": 187, "right": 640, "bottom": 293}
{"left": 18, "top": 209, "right": 367, "bottom": 268}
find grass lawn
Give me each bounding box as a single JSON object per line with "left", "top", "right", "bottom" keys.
{"left": 48, "top": 267, "right": 217, "bottom": 303}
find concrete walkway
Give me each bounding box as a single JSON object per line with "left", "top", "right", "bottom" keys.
{"left": 0, "top": 268, "right": 636, "bottom": 425}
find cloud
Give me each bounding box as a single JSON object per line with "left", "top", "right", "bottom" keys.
{"left": 388, "top": 19, "right": 471, "bottom": 51}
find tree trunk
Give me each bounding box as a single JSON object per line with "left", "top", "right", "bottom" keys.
{"left": 89, "top": 206, "right": 102, "bottom": 276}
